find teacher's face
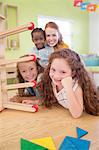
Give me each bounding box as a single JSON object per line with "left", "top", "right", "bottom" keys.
{"left": 45, "top": 27, "right": 59, "bottom": 47}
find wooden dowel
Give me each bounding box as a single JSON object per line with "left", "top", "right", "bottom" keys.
{"left": 6, "top": 82, "right": 35, "bottom": 90}
{"left": 0, "top": 80, "right": 4, "bottom": 111}
{"left": 0, "top": 27, "right": 30, "bottom": 38}
{"left": 0, "top": 14, "right": 5, "bottom": 20}
{"left": 4, "top": 102, "right": 36, "bottom": 112}
{"left": 0, "top": 55, "right": 34, "bottom": 66}
{"left": 0, "top": 27, "right": 26, "bottom": 38}
{"left": 0, "top": 22, "right": 34, "bottom": 38}
{"left": 0, "top": 66, "right": 8, "bottom": 104}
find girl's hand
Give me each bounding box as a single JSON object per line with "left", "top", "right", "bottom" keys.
{"left": 22, "top": 99, "right": 33, "bottom": 104}
{"left": 10, "top": 95, "right": 22, "bottom": 103}
{"left": 61, "top": 76, "right": 72, "bottom": 89}
{"left": 22, "top": 99, "right": 39, "bottom": 105}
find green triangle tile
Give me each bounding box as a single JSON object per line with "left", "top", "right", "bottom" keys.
{"left": 20, "top": 138, "right": 48, "bottom": 150}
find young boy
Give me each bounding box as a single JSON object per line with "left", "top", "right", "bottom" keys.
{"left": 30, "top": 28, "right": 54, "bottom": 67}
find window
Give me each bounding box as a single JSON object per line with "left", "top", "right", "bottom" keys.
{"left": 5, "top": 5, "right": 19, "bottom": 50}
{"left": 38, "top": 15, "right": 73, "bottom": 48}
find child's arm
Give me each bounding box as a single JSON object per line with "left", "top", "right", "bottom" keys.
{"left": 61, "top": 77, "right": 83, "bottom": 118}
{"left": 10, "top": 95, "right": 23, "bottom": 103}
{"left": 22, "top": 99, "right": 39, "bottom": 105}
{"left": 10, "top": 95, "right": 40, "bottom": 105}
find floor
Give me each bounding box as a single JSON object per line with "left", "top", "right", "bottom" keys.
{"left": 0, "top": 104, "right": 99, "bottom": 150}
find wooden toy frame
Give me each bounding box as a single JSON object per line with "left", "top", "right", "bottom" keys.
{"left": 0, "top": 22, "right": 37, "bottom": 112}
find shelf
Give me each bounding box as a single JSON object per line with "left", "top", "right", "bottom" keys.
{"left": 87, "top": 66, "right": 99, "bottom": 73}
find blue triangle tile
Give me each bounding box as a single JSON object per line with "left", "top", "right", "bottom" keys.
{"left": 67, "top": 136, "right": 90, "bottom": 150}
{"left": 59, "top": 137, "right": 77, "bottom": 150}
{"left": 59, "top": 136, "right": 90, "bottom": 150}
{"left": 76, "top": 127, "right": 88, "bottom": 138}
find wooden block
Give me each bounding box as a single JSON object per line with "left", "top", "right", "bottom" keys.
{"left": 4, "top": 102, "right": 37, "bottom": 112}
{"left": 6, "top": 82, "right": 35, "bottom": 90}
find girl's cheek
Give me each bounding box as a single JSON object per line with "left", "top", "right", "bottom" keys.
{"left": 49, "top": 72, "right": 52, "bottom": 78}
{"left": 63, "top": 73, "right": 71, "bottom": 78}
{"left": 49, "top": 72, "right": 53, "bottom": 79}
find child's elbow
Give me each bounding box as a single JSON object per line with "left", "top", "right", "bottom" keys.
{"left": 71, "top": 110, "right": 83, "bottom": 119}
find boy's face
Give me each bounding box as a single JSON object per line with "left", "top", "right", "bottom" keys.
{"left": 32, "top": 32, "right": 45, "bottom": 50}
{"left": 18, "top": 61, "right": 38, "bottom": 82}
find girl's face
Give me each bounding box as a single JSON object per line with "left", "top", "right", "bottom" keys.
{"left": 45, "top": 27, "right": 59, "bottom": 47}
{"left": 18, "top": 61, "right": 38, "bottom": 82}
{"left": 32, "top": 32, "right": 45, "bottom": 50}
{"left": 49, "top": 58, "right": 72, "bottom": 87}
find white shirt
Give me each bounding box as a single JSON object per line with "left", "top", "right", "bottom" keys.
{"left": 52, "top": 81, "right": 78, "bottom": 109}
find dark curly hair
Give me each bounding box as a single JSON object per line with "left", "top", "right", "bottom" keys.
{"left": 38, "top": 49, "right": 99, "bottom": 116}
{"left": 31, "top": 28, "right": 46, "bottom": 39}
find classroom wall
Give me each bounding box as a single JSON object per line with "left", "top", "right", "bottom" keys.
{"left": 89, "top": 10, "right": 99, "bottom": 55}
{"left": 0, "top": 0, "right": 89, "bottom": 59}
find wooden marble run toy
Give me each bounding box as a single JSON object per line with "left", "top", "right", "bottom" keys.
{"left": 0, "top": 22, "right": 38, "bottom": 113}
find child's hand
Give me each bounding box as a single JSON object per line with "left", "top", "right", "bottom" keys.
{"left": 22, "top": 99, "right": 39, "bottom": 105}
{"left": 61, "top": 76, "right": 72, "bottom": 89}
{"left": 10, "top": 95, "right": 22, "bottom": 103}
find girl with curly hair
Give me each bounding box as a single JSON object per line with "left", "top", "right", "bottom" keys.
{"left": 38, "top": 49, "right": 99, "bottom": 118}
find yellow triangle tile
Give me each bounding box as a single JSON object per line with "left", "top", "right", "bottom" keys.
{"left": 31, "top": 137, "right": 56, "bottom": 150}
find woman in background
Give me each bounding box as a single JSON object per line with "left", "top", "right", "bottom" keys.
{"left": 45, "top": 22, "right": 69, "bottom": 51}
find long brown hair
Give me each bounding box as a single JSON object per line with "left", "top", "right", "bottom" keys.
{"left": 45, "top": 22, "right": 69, "bottom": 51}
{"left": 38, "top": 49, "right": 99, "bottom": 115}
{"left": 17, "top": 55, "right": 44, "bottom": 96}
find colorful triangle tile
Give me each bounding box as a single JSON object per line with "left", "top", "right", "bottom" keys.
{"left": 67, "top": 136, "right": 90, "bottom": 150}
{"left": 59, "top": 136, "right": 90, "bottom": 150}
{"left": 20, "top": 138, "right": 48, "bottom": 150}
{"left": 76, "top": 127, "right": 88, "bottom": 138}
{"left": 59, "top": 136, "right": 77, "bottom": 150}
{"left": 31, "top": 137, "right": 56, "bottom": 150}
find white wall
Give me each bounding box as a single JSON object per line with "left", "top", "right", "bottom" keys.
{"left": 93, "top": 73, "right": 99, "bottom": 87}
{"left": 89, "top": 0, "right": 99, "bottom": 55}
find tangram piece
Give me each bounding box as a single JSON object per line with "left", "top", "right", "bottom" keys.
{"left": 20, "top": 138, "right": 48, "bottom": 150}
{"left": 59, "top": 136, "right": 90, "bottom": 150}
{"left": 31, "top": 137, "right": 56, "bottom": 150}
{"left": 59, "top": 127, "right": 90, "bottom": 150}
{"left": 76, "top": 127, "right": 88, "bottom": 138}
{"left": 59, "top": 136, "right": 77, "bottom": 150}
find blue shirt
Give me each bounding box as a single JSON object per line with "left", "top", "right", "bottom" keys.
{"left": 30, "top": 45, "right": 54, "bottom": 67}
{"left": 24, "top": 73, "right": 42, "bottom": 97}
